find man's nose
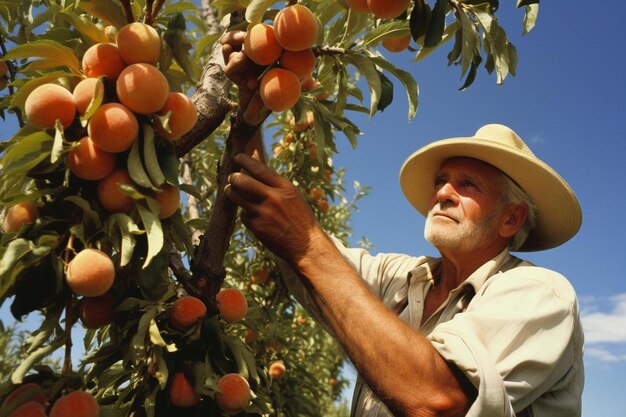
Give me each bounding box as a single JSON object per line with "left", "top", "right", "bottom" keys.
{"left": 435, "top": 181, "right": 459, "bottom": 206}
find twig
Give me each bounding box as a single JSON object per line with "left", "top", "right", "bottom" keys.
{"left": 61, "top": 234, "right": 76, "bottom": 376}
{"left": 0, "top": 35, "right": 25, "bottom": 127}
{"left": 144, "top": 0, "right": 154, "bottom": 24}
{"left": 119, "top": 0, "right": 134, "bottom": 23}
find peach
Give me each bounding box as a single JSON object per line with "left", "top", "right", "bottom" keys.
{"left": 153, "top": 183, "right": 180, "bottom": 219}
{"left": 72, "top": 77, "right": 100, "bottom": 115}
{"left": 169, "top": 372, "right": 200, "bottom": 407}
{"left": 244, "top": 328, "right": 257, "bottom": 344}
{"left": 81, "top": 42, "right": 126, "bottom": 80}
{"left": 80, "top": 294, "right": 115, "bottom": 329}
{"left": 1, "top": 383, "right": 47, "bottom": 409}
{"left": 243, "top": 23, "right": 283, "bottom": 66}
{"left": 49, "top": 391, "right": 99, "bottom": 417}
{"left": 382, "top": 34, "right": 411, "bottom": 53}
{"left": 279, "top": 48, "right": 316, "bottom": 78}
{"left": 345, "top": 0, "right": 370, "bottom": 13}
{"left": 274, "top": 4, "right": 319, "bottom": 52}
{"left": 309, "top": 187, "right": 323, "bottom": 201}
{"left": 169, "top": 296, "right": 207, "bottom": 332}
{"left": 216, "top": 288, "right": 247, "bottom": 323}
{"left": 88, "top": 103, "right": 138, "bottom": 153}
{"left": 367, "top": 0, "right": 410, "bottom": 19}
{"left": 155, "top": 92, "right": 198, "bottom": 141}
{"left": 3, "top": 202, "right": 38, "bottom": 233}
{"left": 251, "top": 269, "right": 269, "bottom": 285}
{"left": 215, "top": 373, "right": 251, "bottom": 415}
{"left": 97, "top": 168, "right": 135, "bottom": 213}
{"left": 319, "top": 199, "right": 330, "bottom": 213}
{"left": 7, "top": 401, "right": 46, "bottom": 417}
{"left": 68, "top": 136, "right": 117, "bottom": 180}
{"left": 116, "top": 63, "right": 169, "bottom": 114}
{"left": 268, "top": 361, "right": 286, "bottom": 379}
{"left": 66, "top": 248, "right": 115, "bottom": 297}
{"left": 116, "top": 22, "right": 161, "bottom": 65}
{"left": 259, "top": 68, "right": 301, "bottom": 112}
{"left": 24, "top": 84, "right": 76, "bottom": 129}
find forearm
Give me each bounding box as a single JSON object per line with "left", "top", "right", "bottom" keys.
{"left": 292, "top": 228, "right": 471, "bottom": 417}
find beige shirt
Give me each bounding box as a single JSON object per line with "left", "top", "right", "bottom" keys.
{"left": 281, "top": 238, "right": 584, "bottom": 417}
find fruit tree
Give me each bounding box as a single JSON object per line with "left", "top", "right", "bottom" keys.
{"left": 0, "top": 0, "right": 539, "bottom": 415}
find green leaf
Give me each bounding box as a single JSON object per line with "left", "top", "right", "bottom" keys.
{"left": 106, "top": 214, "right": 142, "bottom": 267}
{"left": 369, "top": 56, "right": 419, "bottom": 120}
{"left": 55, "top": 6, "right": 110, "bottom": 44}
{"left": 457, "top": 7, "right": 480, "bottom": 77}
{"left": 459, "top": 55, "right": 482, "bottom": 91}
{"left": 163, "top": 14, "right": 202, "bottom": 83}
{"left": 522, "top": 4, "right": 539, "bottom": 35}
{"left": 517, "top": 0, "right": 539, "bottom": 7}
{"left": 414, "top": 21, "right": 460, "bottom": 62}
{"left": 128, "top": 136, "right": 158, "bottom": 191}
{"left": 135, "top": 203, "right": 164, "bottom": 269}
{"left": 245, "top": 0, "right": 282, "bottom": 25}
{"left": 0, "top": 131, "right": 53, "bottom": 180}
{"left": 50, "top": 120, "right": 66, "bottom": 164}
{"left": 472, "top": 7, "right": 510, "bottom": 84}
{"left": 376, "top": 71, "right": 393, "bottom": 113}
{"left": 424, "top": 0, "right": 449, "bottom": 48}
{"left": 142, "top": 125, "right": 165, "bottom": 188}
{"left": 362, "top": 20, "right": 409, "bottom": 48}
{"left": 156, "top": 141, "right": 180, "bottom": 185}
{"left": 410, "top": 0, "right": 431, "bottom": 41}
{"left": 78, "top": 0, "right": 128, "bottom": 28}
{"left": 65, "top": 195, "right": 102, "bottom": 233}
{"left": 80, "top": 77, "right": 105, "bottom": 127}
{"left": 2, "top": 40, "right": 80, "bottom": 74}
{"left": 341, "top": 52, "right": 381, "bottom": 117}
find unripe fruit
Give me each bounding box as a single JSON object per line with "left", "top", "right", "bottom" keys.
{"left": 169, "top": 372, "right": 200, "bottom": 407}
{"left": 88, "top": 103, "right": 139, "bottom": 153}
{"left": 49, "top": 391, "right": 99, "bottom": 417}
{"left": 3, "top": 202, "right": 38, "bottom": 233}
{"left": 7, "top": 401, "right": 47, "bottom": 417}
{"left": 367, "top": 0, "right": 410, "bottom": 19}
{"left": 24, "top": 84, "right": 76, "bottom": 129}
{"left": 155, "top": 92, "right": 198, "bottom": 141}
{"left": 216, "top": 288, "right": 248, "bottom": 323}
{"left": 345, "top": 0, "right": 370, "bottom": 13}
{"left": 274, "top": 4, "right": 319, "bottom": 52}
{"left": 1, "top": 383, "right": 48, "bottom": 409}
{"left": 97, "top": 168, "right": 135, "bottom": 213}
{"left": 215, "top": 374, "right": 251, "bottom": 415}
{"left": 243, "top": 24, "right": 283, "bottom": 66}
{"left": 279, "top": 48, "right": 316, "bottom": 78}
{"left": 268, "top": 361, "right": 286, "bottom": 379}
{"left": 260, "top": 68, "right": 301, "bottom": 112}
{"left": 319, "top": 199, "right": 330, "bottom": 213}
{"left": 80, "top": 294, "right": 115, "bottom": 329}
{"left": 116, "top": 63, "right": 169, "bottom": 115}
{"left": 169, "top": 296, "right": 207, "bottom": 332}
{"left": 153, "top": 183, "right": 180, "bottom": 219}
{"left": 116, "top": 22, "right": 161, "bottom": 65}
{"left": 82, "top": 43, "right": 126, "bottom": 80}
{"left": 68, "top": 136, "right": 117, "bottom": 180}
{"left": 66, "top": 249, "right": 115, "bottom": 297}
{"left": 382, "top": 34, "right": 411, "bottom": 53}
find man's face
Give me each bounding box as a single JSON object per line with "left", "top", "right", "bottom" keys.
{"left": 424, "top": 157, "right": 505, "bottom": 253}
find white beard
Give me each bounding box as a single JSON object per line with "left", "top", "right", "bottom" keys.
{"left": 424, "top": 206, "right": 500, "bottom": 253}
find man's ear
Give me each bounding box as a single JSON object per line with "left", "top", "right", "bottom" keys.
{"left": 499, "top": 203, "right": 528, "bottom": 238}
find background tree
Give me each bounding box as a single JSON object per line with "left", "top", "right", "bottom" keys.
{"left": 0, "top": 0, "right": 538, "bottom": 415}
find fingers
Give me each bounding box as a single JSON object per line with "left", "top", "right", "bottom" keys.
{"left": 232, "top": 154, "right": 285, "bottom": 188}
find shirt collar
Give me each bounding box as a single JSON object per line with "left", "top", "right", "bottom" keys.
{"left": 408, "top": 247, "right": 515, "bottom": 293}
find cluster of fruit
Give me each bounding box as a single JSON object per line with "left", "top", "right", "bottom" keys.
{"left": 243, "top": 3, "right": 323, "bottom": 112}
{"left": 345, "top": 0, "right": 413, "bottom": 52}
{"left": 1, "top": 383, "right": 99, "bottom": 417}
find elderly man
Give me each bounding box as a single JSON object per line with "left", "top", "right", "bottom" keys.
{"left": 225, "top": 124, "right": 583, "bottom": 417}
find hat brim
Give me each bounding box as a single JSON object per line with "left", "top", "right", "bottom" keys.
{"left": 399, "top": 137, "right": 582, "bottom": 251}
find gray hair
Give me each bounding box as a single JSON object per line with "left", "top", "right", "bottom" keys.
{"left": 498, "top": 173, "right": 538, "bottom": 251}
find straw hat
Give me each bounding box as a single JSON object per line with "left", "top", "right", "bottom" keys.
{"left": 399, "top": 124, "right": 582, "bottom": 251}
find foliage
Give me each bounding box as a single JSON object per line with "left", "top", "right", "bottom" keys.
{"left": 0, "top": 0, "right": 537, "bottom": 415}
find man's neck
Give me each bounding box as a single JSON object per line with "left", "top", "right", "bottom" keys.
{"left": 437, "top": 243, "right": 508, "bottom": 289}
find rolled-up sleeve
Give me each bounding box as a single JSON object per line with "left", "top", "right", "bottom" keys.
{"left": 427, "top": 266, "right": 581, "bottom": 416}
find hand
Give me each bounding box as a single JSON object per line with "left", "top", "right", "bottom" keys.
{"left": 224, "top": 154, "right": 322, "bottom": 264}
{"left": 220, "top": 31, "right": 269, "bottom": 125}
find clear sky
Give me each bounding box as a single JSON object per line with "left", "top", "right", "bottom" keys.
{"left": 333, "top": 1, "right": 626, "bottom": 416}
{"left": 2, "top": 1, "right": 624, "bottom": 416}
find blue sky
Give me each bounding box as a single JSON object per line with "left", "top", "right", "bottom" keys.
{"left": 2, "top": 1, "right": 624, "bottom": 416}
{"left": 332, "top": 1, "right": 626, "bottom": 416}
